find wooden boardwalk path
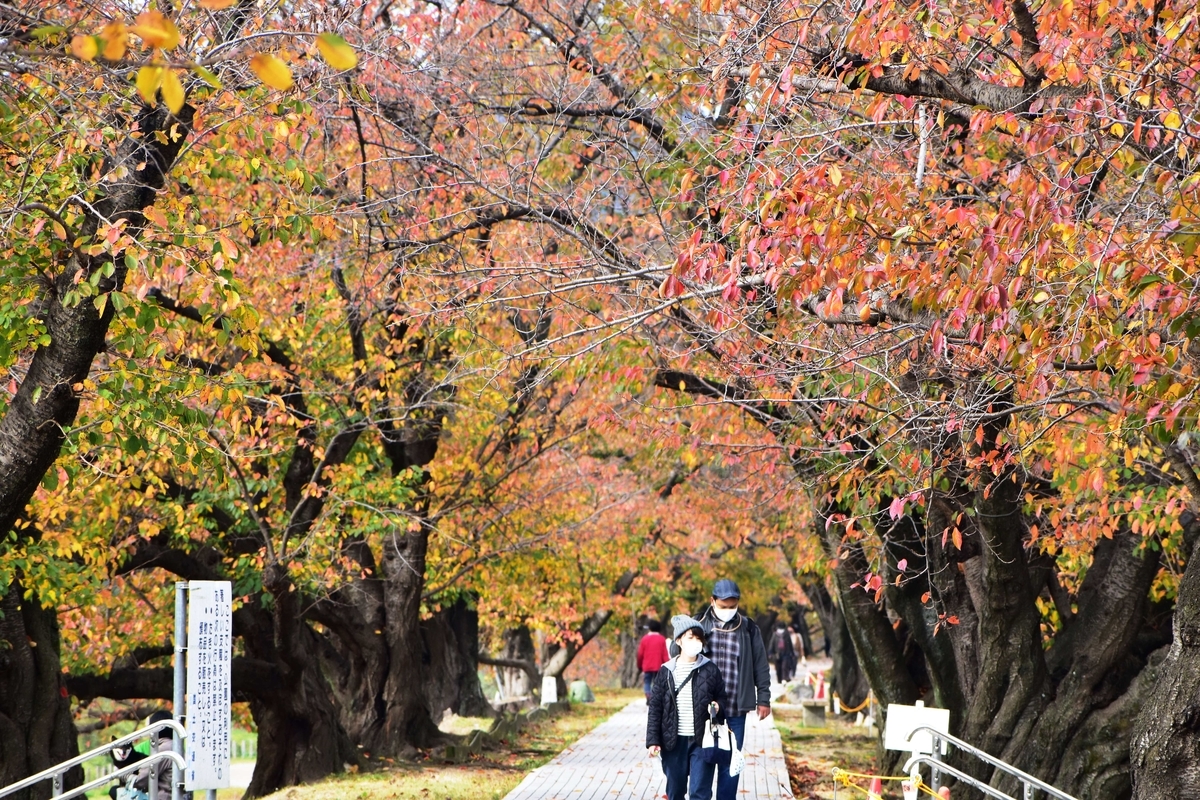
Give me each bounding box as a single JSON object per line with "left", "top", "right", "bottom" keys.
{"left": 502, "top": 699, "right": 793, "bottom": 800}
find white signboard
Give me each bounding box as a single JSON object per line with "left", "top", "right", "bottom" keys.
{"left": 883, "top": 701, "right": 951, "bottom": 755}
{"left": 185, "top": 581, "right": 232, "bottom": 790}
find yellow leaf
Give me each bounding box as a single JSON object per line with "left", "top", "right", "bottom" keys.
{"left": 316, "top": 33, "right": 357, "bottom": 71}
{"left": 1033, "top": 290, "right": 1050, "bottom": 303}
{"left": 828, "top": 164, "right": 842, "bottom": 187}
{"left": 1165, "top": 109, "right": 1183, "bottom": 130}
{"left": 136, "top": 66, "right": 163, "bottom": 106}
{"left": 161, "top": 69, "right": 185, "bottom": 114}
{"left": 71, "top": 35, "right": 98, "bottom": 61}
{"left": 1110, "top": 122, "right": 1125, "bottom": 137}
{"left": 250, "top": 53, "right": 293, "bottom": 91}
{"left": 100, "top": 22, "right": 127, "bottom": 60}
{"left": 132, "top": 11, "right": 180, "bottom": 50}
{"left": 198, "top": 0, "right": 238, "bottom": 7}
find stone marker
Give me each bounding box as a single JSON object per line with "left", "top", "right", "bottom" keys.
{"left": 568, "top": 680, "right": 595, "bottom": 703}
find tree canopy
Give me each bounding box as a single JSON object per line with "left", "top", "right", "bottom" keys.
{"left": 2, "top": 0, "right": 1200, "bottom": 798}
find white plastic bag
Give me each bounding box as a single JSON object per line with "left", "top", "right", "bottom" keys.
{"left": 702, "top": 719, "right": 716, "bottom": 750}
{"left": 727, "top": 726, "right": 745, "bottom": 777}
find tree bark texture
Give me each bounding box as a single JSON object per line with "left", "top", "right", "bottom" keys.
{"left": 420, "top": 598, "right": 493, "bottom": 718}
{"left": 1132, "top": 537, "right": 1200, "bottom": 799}
{"left": 803, "top": 584, "right": 870, "bottom": 713}
{"left": 0, "top": 582, "right": 82, "bottom": 800}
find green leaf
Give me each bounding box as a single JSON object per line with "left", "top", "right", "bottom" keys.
{"left": 192, "top": 65, "right": 223, "bottom": 89}
{"left": 31, "top": 25, "right": 65, "bottom": 41}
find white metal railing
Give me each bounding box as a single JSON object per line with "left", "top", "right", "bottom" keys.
{"left": 903, "top": 726, "right": 1080, "bottom": 800}
{"left": 83, "top": 737, "right": 255, "bottom": 783}
{"left": 0, "top": 719, "right": 185, "bottom": 800}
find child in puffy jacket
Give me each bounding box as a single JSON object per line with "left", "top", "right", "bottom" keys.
{"left": 646, "top": 615, "right": 728, "bottom": 800}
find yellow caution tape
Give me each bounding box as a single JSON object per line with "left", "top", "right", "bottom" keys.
{"left": 833, "top": 692, "right": 873, "bottom": 714}
{"left": 831, "top": 767, "right": 943, "bottom": 798}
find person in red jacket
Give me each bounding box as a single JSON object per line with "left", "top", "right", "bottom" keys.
{"left": 637, "top": 620, "right": 671, "bottom": 701}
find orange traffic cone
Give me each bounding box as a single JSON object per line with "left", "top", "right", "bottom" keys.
{"left": 868, "top": 777, "right": 883, "bottom": 798}
{"left": 938, "top": 788, "right": 952, "bottom": 799}
{"left": 815, "top": 679, "right": 825, "bottom": 700}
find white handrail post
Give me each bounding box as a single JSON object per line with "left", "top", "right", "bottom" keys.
{"left": 930, "top": 733, "right": 941, "bottom": 792}
{"left": 52, "top": 772, "right": 62, "bottom": 797}
{"left": 173, "top": 581, "right": 188, "bottom": 800}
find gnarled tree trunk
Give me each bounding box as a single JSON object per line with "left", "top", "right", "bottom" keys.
{"left": 0, "top": 582, "right": 81, "bottom": 800}
{"left": 1132, "top": 536, "right": 1200, "bottom": 799}
{"left": 421, "top": 597, "right": 493, "bottom": 719}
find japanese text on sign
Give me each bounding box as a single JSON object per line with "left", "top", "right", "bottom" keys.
{"left": 186, "top": 581, "right": 232, "bottom": 790}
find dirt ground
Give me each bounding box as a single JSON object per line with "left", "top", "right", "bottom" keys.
{"left": 773, "top": 706, "right": 891, "bottom": 799}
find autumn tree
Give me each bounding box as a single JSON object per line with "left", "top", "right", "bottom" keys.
{"left": 321, "top": 0, "right": 1200, "bottom": 795}
{"left": 0, "top": 2, "right": 369, "bottom": 794}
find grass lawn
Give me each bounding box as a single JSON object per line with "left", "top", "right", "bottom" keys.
{"left": 772, "top": 706, "right": 881, "bottom": 800}
{"left": 256, "top": 688, "right": 642, "bottom": 800}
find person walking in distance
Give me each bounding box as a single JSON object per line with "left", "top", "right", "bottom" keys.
{"left": 770, "top": 621, "right": 797, "bottom": 682}
{"left": 696, "top": 579, "right": 771, "bottom": 800}
{"left": 789, "top": 624, "right": 807, "bottom": 668}
{"left": 637, "top": 620, "right": 671, "bottom": 702}
{"left": 646, "top": 616, "right": 728, "bottom": 800}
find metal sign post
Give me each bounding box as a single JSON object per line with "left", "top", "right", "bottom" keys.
{"left": 174, "top": 580, "right": 232, "bottom": 800}
{"left": 173, "top": 583, "right": 187, "bottom": 800}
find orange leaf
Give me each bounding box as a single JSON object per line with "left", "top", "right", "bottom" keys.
{"left": 132, "top": 11, "right": 180, "bottom": 50}
{"left": 71, "top": 35, "right": 99, "bottom": 61}
{"left": 198, "top": 0, "right": 238, "bottom": 7}
{"left": 100, "top": 22, "right": 127, "bottom": 60}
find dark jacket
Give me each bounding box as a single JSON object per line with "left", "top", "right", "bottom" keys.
{"left": 695, "top": 607, "right": 772, "bottom": 714}
{"left": 646, "top": 656, "right": 728, "bottom": 752}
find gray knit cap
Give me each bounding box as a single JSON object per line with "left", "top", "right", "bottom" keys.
{"left": 671, "top": 614, "right": 706, "bottom": 640}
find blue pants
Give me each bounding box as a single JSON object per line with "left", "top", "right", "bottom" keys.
{"left": 661, "top": 735, "right": 716, "bottom": 800}
{"left": 713, "top": 714, "right": 747, "bottom": 800}
{"left": 644, "top": 672, "right": 656, "bottom": 699}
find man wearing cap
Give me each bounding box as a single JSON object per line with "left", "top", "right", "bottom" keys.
{"left": 697, "top": 578, "right": 771, "bottom": 800}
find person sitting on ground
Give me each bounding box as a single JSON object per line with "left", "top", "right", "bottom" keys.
{"left": 637, "top": 619, "right": 671, "bottom": 702}
{"left": 646, "top": 615, "right": 728, "bottom": 800}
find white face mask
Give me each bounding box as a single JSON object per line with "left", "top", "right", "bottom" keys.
{"left": 713, "top": 605, "right": 738, "bottom": 622}
{"left": 680, "top": 638, "right": 704, "bottom": 657}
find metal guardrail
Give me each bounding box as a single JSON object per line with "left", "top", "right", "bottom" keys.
{"left": 902, "top": 725, "right": 1080, "bottom": 800}
{"left": 0, "top": 719, "right": 186, "bottom": 800}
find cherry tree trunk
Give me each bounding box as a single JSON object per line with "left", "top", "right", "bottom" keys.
{"left": 803, "top": 581, "right": 870, "bottom": 711}
{"left": 421, "top": 598, "right": 493, "bottom": 719}
{"left": 0, "top": 582, "right": 81, "bottom": 800}
{"left": 238, "top": 591, "right": 360, "bottom": 799}
{"left": 380, "top": 525, "right": 443, "bottom": 748}
{"left": 1131, "top": 538, "right": 1200, "bottom": 798}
